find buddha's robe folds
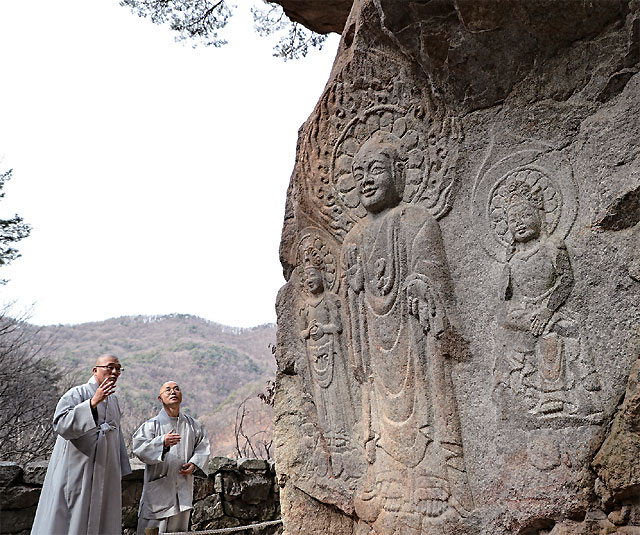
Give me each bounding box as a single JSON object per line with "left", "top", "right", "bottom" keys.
{"left": 344, "top": 203, "right": 472, "bottom": 513}
{"left": 132, "top": 408, "right": 210, "bottom": 530}
{"left": 31, "top": 376, "right": 131, "bottom": 535}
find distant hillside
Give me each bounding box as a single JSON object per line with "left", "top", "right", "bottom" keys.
{"left": 35, "top": 314, "right": 277, "bottom": 458}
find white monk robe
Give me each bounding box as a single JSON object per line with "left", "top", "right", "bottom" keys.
{"left": 31, "top": 376, "right": 132, "bottom": 535}
{"left": 133, "top": 408, "right": 210, "bottom": 534}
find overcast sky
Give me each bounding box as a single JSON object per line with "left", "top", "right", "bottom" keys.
{"left": 0, "top": 0, "right": 339, "bottom": 327}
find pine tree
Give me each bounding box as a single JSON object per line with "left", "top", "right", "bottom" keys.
{"left": 119, "top": 0, "right": 327, "bottom": 60}
{"left": 0, "top": 169, "right": 30, "bottom": 283}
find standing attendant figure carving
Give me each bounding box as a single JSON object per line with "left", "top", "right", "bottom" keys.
{"left": 298, "top": 241, "right": 356, "bottom": 478}
{"left": 341, "top": 130, "right": 473, "bottom": 530}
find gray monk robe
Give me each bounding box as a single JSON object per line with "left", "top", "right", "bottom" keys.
{"left": 31, "top": 376, "right": 131, "bottom": 535}
{"left": 132, "top": 409, "right": 210, "bottom": 529}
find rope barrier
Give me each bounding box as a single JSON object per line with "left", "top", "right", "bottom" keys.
{"left": 164, "top": 518, "right": 283, "bottom": 535}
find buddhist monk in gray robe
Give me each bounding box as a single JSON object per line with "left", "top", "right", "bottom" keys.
{"left": 31, "top": 354, "right": 131, "bottom": 535}
{"left": 133, "top": 381, "right": 210, "bottom": 535}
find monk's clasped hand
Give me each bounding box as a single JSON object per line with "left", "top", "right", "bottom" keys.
{"left": 178, "top": 462, "right": 195, "bottom": 476}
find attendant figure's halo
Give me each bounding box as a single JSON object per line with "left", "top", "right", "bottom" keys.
{"left": 296, "top": 230, "right": 338, "bottom": 294}
{"left": 488, "top": 166, "right": 563, "bottom": 248}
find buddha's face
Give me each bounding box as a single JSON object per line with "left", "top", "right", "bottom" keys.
{"left": 305, "top": 267, "right": 324, "bottom": 294}
{"left": 352, "top": 142, "right": 402, "bottom": 214}
{"left": 507, "top": 201, "right": 542, "bottom": 243}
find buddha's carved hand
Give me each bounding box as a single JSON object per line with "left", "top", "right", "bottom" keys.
{"left": 364, "top": 436, "right": 377, "bottom": 464}
{"left": 352, "top": 364, "right": 366, "bottom": 384}
{"left": 405, "top": 277, "right": 436, "bottom": 333}
{"left": 345, "top": 245, "right": 364, "bottom": 292}
{"left": 309, "top": 321, "right": 325, "bottom": 341}
{"left": 531, "top": 307, "right": 553, "bottom": 336}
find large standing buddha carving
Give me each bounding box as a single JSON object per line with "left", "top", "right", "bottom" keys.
{"left": 341, "top": 130, "right": 473, "bottom": 531}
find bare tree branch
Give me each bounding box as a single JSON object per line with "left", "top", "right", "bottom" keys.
{"left": 0, "top": 306, "right": 71, "bottom": 464}
{"left": 233, "top": 393, "right": 273, "bottom": 460}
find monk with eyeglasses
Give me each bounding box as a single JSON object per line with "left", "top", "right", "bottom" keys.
{"left": 31, "top": 354, "right": 131, "bottom": 534}
{"left": 132, "top": 381, "right": 210, "bottom": 535}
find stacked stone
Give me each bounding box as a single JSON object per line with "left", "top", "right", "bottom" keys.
{"left": 0, "top": 457, "right": 281, "bottom": 535}
{"left": 0, "top": 460, "right": 48, "bottom": 535}
{"left": 189, "top": 457, "right": 281, "bottom": 535}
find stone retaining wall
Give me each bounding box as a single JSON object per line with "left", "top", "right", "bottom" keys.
{"left": 0, "top": 457, "right": 281, "bottom": 535}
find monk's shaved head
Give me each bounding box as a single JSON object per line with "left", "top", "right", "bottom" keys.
{"left": 158, "top": 381, "right": 182, "bottom": 412}
{"left": 92, "top": 354, "right": 122, "bottom": 385}
{"left": 160, "top": 381, "right": 180, "bottom": 396}
{"left": 95, "top": 354, "right": 119, "bottom": 366}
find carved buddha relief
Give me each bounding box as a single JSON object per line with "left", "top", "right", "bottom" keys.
{"left": 340, "top": 129, "right": 473, "bottom": 530}
{"left": 297, "top": 233, "right": 357, "bottom": 480}
{"left": 474, "top": 157, "right": 602, "bottom": 426}
{"left": 289, "top": 64, "right": 475, "bottom": 529}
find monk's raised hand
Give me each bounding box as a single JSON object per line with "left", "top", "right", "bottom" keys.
{"left": 179, "top": 462, "right": 195, "bottom": 476}
{"left": 90, "top": 377, "right": 117, "bottom": 408}
{"left": 164, "top": 430, "right": 181, "bottom": 448}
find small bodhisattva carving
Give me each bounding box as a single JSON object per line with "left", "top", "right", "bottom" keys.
{"left": 298, "top": 240, "right": 356, "bottom": 479}
{"left": 490, "top": 170, "right": 602, "bottom": 423}
{"left": 342, "top": 131, "right": 473, "bottom": 530}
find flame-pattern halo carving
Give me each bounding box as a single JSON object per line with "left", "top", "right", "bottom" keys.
{"left": 488, "top": 165, "right": 563, "bottom": 247}
{"left": 471, "top": 149, "right": 578, "bottom": 261}
{"left": 296, "top": 228, "right": 339, "bottom": 294}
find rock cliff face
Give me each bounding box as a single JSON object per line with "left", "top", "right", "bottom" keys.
{"left": 275, "top": 0, "right": 353, "bottom": 34}
{"left": 273, "top": 1, "right": 640, "bottom": 533}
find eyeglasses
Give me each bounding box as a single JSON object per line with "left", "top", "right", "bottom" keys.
{"left": 95, "top": 365, "right": 124, "bottom": 373}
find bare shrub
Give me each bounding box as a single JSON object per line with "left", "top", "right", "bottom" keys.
{"left": 0, "top": 306, "right": 72, "bottom": 464}
{"left": 234, "top": 393, "right": 273, "bottom": 460}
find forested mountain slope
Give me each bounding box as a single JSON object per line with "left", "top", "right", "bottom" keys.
{"left": 35, "top": 314, "right": 276, "bottom": 458}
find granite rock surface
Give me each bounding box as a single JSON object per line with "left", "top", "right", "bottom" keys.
{"left": 273, "top": 1, "right": 640, "bottom": 534}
